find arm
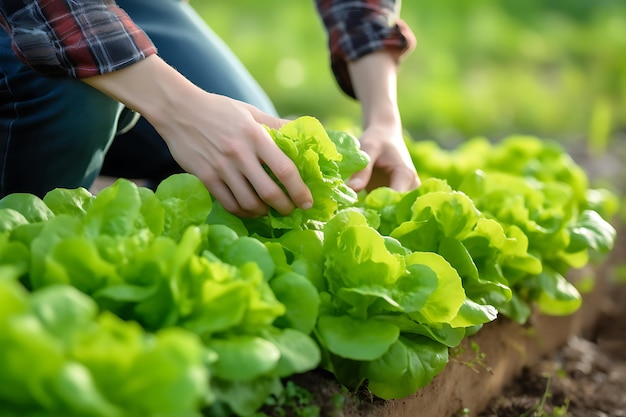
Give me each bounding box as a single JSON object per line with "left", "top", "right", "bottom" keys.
{"left": 314, "top": 0, "right": 419, "bottom": 192}
{"left": 346, "top": 50, "right": 419, "bottom": 192}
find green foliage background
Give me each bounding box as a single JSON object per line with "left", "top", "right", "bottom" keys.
{"left": 191, "top": 0, "right": 626, "bottom": 146}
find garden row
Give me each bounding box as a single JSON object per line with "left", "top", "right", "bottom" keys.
{"left": 0, "top": 117, "right": 617, "bottom": 416}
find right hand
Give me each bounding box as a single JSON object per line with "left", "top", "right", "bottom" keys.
{"left": 154, "top": 93, "right": 314, "bottom": 217}
{"left": 84, "top": 55, "right": 313, "bottom": 217}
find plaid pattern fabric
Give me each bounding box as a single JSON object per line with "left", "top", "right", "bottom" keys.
{"left": 315, "top": 0, "right": 416, "bottom": 98}
{"left": 0, "top": 0, "right": 156, "bottom": 78}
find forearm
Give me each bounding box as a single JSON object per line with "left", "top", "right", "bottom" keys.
{"left": 314, "top": 0, "right": 415, "bottom": 98}
{"left": 347, "top": 50, "right": 402, "bottom": 129}
{"left": 344, "top": 49, "right": 419, "bottom": 192}
{"left": 82, "top": 54, "right": 192, "bottom": 129}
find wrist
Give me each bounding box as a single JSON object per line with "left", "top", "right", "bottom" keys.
{"left": 362, "top": 102, "right": 402, "bottom": 130}
{"left": 83, "top": 55, "right": 198, "bottom": 130}
{"left": 347, "top": 51, "right": 402, "bottom": 130}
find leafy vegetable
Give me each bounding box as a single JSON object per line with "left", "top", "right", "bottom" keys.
{"left": 263, "top": 116, "right": 369, "bottom": 230}
{"left": 0, "top": 117, "right": 617, "bottom": 415}
{"left": 0, "top": 279, "right": 209, "bottom": 417}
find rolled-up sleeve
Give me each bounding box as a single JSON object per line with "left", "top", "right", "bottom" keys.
{"left": 0, "top": 0, "right": 156, "bottom": 78}
{"left": 314, "top": 0, "right": 416, "bottom": 98}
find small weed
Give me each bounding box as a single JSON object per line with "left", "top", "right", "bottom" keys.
{"left": 331, "top": 391, "right": 346, "bottom": 412}
{"left": 520, "top": 374, "right": 571, "bottom": 417}
{"left": 451, "top": 341, "right": 493, "bottom": 374}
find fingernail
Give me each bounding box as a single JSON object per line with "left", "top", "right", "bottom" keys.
{"left": 301, "top": 201, "right": 313, "bottom": 210}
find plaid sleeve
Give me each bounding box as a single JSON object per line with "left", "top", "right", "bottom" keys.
{"left": 0, "top": 0, "right": 156, "bottom": 78}
{"left": 314, "top": 0, "right": 416, "bottom": 98}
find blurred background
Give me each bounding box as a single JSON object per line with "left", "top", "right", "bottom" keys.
{"left": 191, "top": 0, "right": 626, "bottom": 153}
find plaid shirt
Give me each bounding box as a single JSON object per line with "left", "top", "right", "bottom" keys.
{"left": 0, "top": 0, "right": 156, "bottom": 78}
{"left": 0, "top": 1, "right": 415, "bottom": 97}
{"left": 315, "top": 0, "right": 416, "bottom": 98}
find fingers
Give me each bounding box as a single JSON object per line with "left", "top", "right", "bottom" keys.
{"left": 202, "top": 122, "right": 312, "bottom": 217}
{"left": 241, "top": 108, "right": 314, "bottom": 212}
{"left": 241, "top": 161, "right": 298, "bottom": 216}
{"left": 204, "top": 179, "right": 259, "bottom": 218}
{"left": 202, "top": 166, "right": 295, "bottom": 218}
{"left": 254, "top": 128, "right": 314, "bottom": 212}
{"left": 389, "top": 167, "right": 421, "bottom": 192}
{"left": 350, "top": 163, "right": 419, "bottom": 193}
{"left": 348, "top": 129, "right": 420, "bottom": 193}
{"left": 246, "top": 103, "right": 293, "bottom": 130}
{"left": 202, "top": 156, "right": 298, "bottom": 218}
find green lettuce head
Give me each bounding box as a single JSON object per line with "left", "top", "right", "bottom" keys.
{"left": 264, "top": 116, "right": 369, "bottom": 230}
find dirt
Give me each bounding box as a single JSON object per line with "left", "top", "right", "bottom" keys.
{"left": 478, "top": 283, "right": 626, "bottom": 417}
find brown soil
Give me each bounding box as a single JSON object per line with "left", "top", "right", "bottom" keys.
{"left": 478, "top": 282, "right": 626, "bottom": 417}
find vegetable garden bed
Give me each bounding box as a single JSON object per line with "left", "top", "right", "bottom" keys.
{"left": 284, "top": 263, "right": 613, "bottom": 417}
{"left": 0, "top": 117, "right": 619, "bottom": 417}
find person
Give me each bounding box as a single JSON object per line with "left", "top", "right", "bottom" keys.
{"left": 0, "top": 0, "right": 419, "bottom": 218}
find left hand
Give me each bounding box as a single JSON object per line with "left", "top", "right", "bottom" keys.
{"left": 347, "top": 122, "right": 420, "bottom": 192}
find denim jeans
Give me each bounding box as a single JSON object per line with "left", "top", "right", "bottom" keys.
{"left": 0, "top": 0, "right": 276, "bottom": 197}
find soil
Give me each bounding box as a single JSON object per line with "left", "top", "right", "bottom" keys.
{"left": 478, "top": 283, "right": 626, "bottom": 417}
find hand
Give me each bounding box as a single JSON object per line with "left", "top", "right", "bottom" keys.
{"left": 155, "top": 93, "right": 313, "bottom": 217}
{"left": 347, "top": 123, "right": 420, "bottom": 192}
{"left": 84, "top": 55, "right": 313, "bottom": 217}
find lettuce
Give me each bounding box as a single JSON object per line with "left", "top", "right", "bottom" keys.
{"left": 264, "top": 116, "right": 369, "bottom": 230}
{"left": 0, "top": 116, "right": 618, "bottom": 413}
{"left": 0, "top": 279, "right": 209, "bottom": 417}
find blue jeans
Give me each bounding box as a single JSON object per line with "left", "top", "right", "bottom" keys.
{"left": 0, "top": 0, "right": 275, "bottom": 197}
